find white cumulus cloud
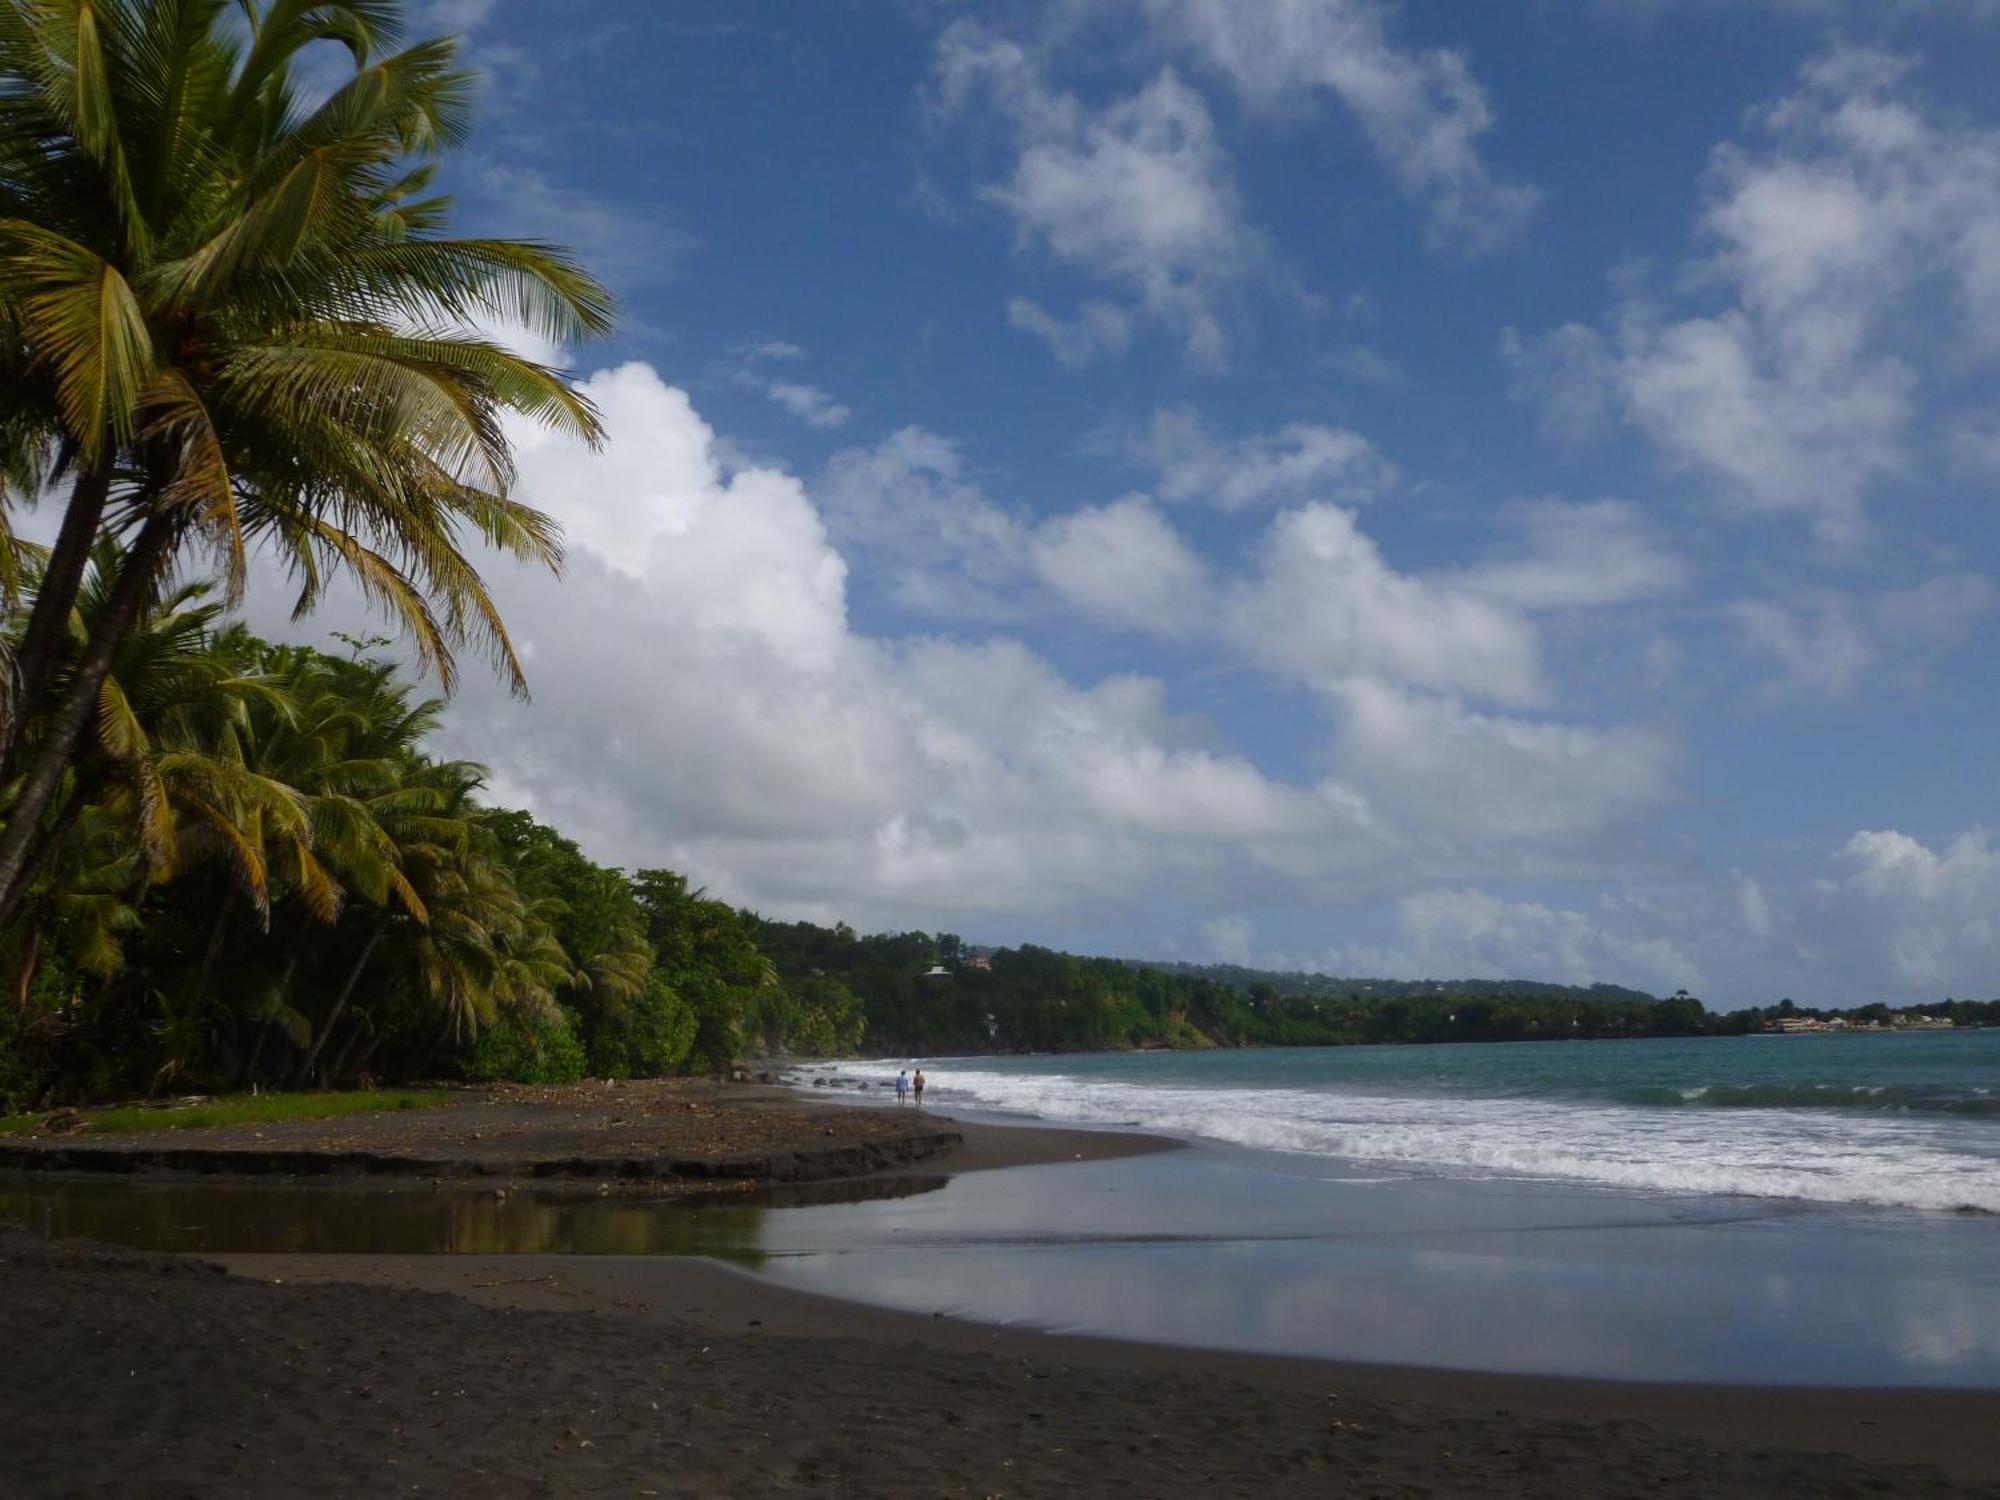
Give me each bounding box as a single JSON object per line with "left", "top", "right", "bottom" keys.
{"left": 1227, "top": 504, "right": 1544, "bottom": 704}
{"left": 1030, "top": 497, "right": 1212, "bottom": 636}
{"left": 1512, "top": 46, "right": 2000, "bottom": 542}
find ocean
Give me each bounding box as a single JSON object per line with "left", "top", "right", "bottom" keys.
{"left": 765, "top": 1033, "right": 2000, "bottom": 1383}
{"left": 817, "top": 1031, "right": 2000, "bottom": 1215}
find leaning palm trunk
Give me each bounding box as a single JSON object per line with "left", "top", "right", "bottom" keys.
{"left": 0, "top": 459, "right": 115, "bottom": 767}
{"left": 325, "top": 1012, "right": 375, "bottom": 1087}
{"left": 0, "top": 767, "right": 101, "bottom": 934}
{"left": 0, "top": 516, "right": 175, "bottom": 912}
{"left": 10, "top": 922, "right": 37, "bottom": 1025}
{"left": 297, "top": 917, "right": 389, "bottom": 1085}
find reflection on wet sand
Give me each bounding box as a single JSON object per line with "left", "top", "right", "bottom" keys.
{"left": 6, "top": 1151, "right": 1996, "bottom": 1387}
{"left": 0, "top": 1171, "right": 947, "bottom": 1263}
{"left": 744, "top": 1152, "right": 2000, "bottom": 1388}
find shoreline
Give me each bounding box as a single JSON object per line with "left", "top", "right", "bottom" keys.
{"left": 5, "top": 1089, "right": 1998, "bottom": 1495}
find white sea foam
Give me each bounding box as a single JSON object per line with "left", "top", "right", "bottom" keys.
{"left": 811, "top": 1061, "right": 2000, "bottom": 1215}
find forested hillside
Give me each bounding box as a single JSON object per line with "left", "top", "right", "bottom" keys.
{"left": 1136, "top": 962, "right": 1660, "bottom": 1009}
{"left": 745, "top": 921, "right": 1715, "bottom": 1054}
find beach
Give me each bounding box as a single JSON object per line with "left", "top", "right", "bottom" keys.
{"left": 4, "top": 1083, "right": 1998, "bottom": 1497}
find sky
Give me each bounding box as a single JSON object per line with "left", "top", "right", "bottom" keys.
{"left": 239, "top": 0, "right": 2000, "bottom": 1006}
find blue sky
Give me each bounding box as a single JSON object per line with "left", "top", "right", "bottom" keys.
{"left": 265, "top": 0, "right": 2000, "bottom": 1005}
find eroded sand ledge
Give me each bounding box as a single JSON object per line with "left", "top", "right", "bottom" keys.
{"left": 0, "top": 1078, "right": 993, "bottom": 1189}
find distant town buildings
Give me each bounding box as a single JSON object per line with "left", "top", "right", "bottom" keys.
{"left": 924, "top": 951, "right": 993, "bottom": 977}
{"left": 1764, "top": 1013, "right": 1960, "bottom": 1033}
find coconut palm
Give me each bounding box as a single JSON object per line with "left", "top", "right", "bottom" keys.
{"left": 0, "top": 0, "right": 612, "bottom": 915}
{"left": 223, "top": 645, "right": 430, "bottom": 924}
{"left": 292, "top": 749, "right": 472, "bottom": 1082}
{"left": 383, "top": 803, "right": 574, "bottom": 1071}
{"left": 0, "top": 547, "right": 298, "bottom": 935}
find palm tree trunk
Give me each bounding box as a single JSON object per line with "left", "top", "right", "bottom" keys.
{"left": 297, "top": 918, "right": 387, "bottom": 1085}
{"left": 0, "top": 514, "right": 175, "bottom": 916}
{"left": 1, "top": 460, "right": 115, "bottom": 768}
{"left": 325, "top": 1012, "right": 372, "bottom": 1086}
{"left": 350, "top": 1027, "right": 386, "bottom": 1081}
{"left": 156, "top": 893, "right": 234, "bottom": 1099}
{"left": 0, "top": 770, "right": 99, "bottom": 934}
{"left": 12, "top": 922, "right": 41, "bottom": 1028}
{"left": 253, "top": 947, "right": 304, "bottom": 1090}
{"left": 192, "top": 895, "right": 233, "bottom": 998}
{"left": 415, "top": 1006, "right": 456, "bottom": 1079}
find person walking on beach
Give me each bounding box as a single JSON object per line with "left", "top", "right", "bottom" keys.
{"left": 895, "top": 1070, "right": 909, "bottom": 1105}
{"left": 913, "top": 1069, "right": 926, "bottom": 1107}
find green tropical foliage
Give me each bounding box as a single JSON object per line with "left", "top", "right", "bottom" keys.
{"left": 0, "top": 592, "right": 876, "bottom": 1108}
{"left": 748, "top": 926, "right": 1999, "bottom": 1054}
{"left": 0, "top": 0, "right": 612, "bottom": 922}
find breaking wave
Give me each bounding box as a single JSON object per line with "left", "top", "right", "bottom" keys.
{"left": 806, "top": 1059, "right": 2000, "bottom": 1216}
{"left": 1617, "top": 1082, "right": 2000, "bottom": 1115}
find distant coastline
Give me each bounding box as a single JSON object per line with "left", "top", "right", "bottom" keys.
{"left": 745, "top": 919, "right": 2000, "bottom": 1060}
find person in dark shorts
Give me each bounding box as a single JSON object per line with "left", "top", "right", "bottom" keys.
{"left": 912, "top": 1069, "right": 926, "bottom": 1106}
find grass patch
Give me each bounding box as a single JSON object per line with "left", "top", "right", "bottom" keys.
{"left": 0, "top": 1090, "right": 448, "bottom": 1136}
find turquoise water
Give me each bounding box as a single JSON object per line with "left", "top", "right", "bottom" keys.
{"left": 920, "top": 1031, "right": 1997, "bottom": 1110}
{"left": 819, "top": 1032, "right": 2000, "bottom": 1213}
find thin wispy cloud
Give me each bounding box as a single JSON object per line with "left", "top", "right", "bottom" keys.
{"left": 1131, "top": 0, "right": 1542, "bottom": 255}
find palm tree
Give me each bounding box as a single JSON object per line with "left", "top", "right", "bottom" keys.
{"left": 385, "top": 800, "right": 573, "bottom": 1073}
{"left": 292, "top": 748, "right": 472, "bottom": 1083}
{"left": 0, "top": 0, "right": 612, "bottom": 915}
{"left": 0, "top": 547, "right": 298, "bottom": 932}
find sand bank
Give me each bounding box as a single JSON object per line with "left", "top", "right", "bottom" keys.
{"left": 0, "top": 1079, "right": 991, "bottom": 1187}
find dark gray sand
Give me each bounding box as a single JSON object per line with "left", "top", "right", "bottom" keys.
{"left": 0, "top": 1078, "right": 971, "bottom": 1185}
{"left": 3, "top": 1108, "right": 1996, "bottom": 1497}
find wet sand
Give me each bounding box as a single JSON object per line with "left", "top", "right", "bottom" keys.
{"left": 3, "top": 1094, "right": 1997, "bottom": 1496}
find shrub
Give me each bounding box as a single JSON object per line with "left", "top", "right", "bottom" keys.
{"left": 462, "top": 1005, "right": 588, "bottom": 1084}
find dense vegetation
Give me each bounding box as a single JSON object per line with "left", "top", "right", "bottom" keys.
{"left": 1138, "top": 962, "right": 1661, "bottom": 1009}
{"left": 0, "top": 596, "right": 871, "bottom": 1109}
{"left": 1732, "top": 995, "right": 2000, "bottom": 1030}
{"left": 0, "top": 0, "right": 616, "bottom": 929}
{"left": 750, "top": 924, "right": 1996, "bottom": 1055}
{"left": 747, "top": 921, "right": 1713, "bottom": 1053}
{"left": 0, "top": 0, "right": 629, "bottom": 1107}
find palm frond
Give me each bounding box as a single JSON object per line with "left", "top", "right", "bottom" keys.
{"left": 0, "top": 219, "right": 155, "bottom": 458}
